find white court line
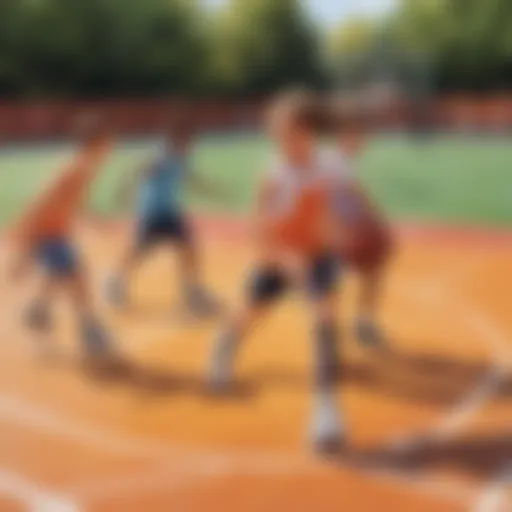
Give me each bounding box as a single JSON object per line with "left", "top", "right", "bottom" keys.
{"left": 0, "top": 392, "right": 329, "bottom": 478}
{"left": 0, "top": 392, "right": 478, "bottom": 508}
{"left": 70, "top": 457, "right": 479, "bottom": 508}
{"left": 474, "top": 465, "right": 512, "bottom": 512}
{"left": 0, "top": 394, "right": 313, "bottom": 471}
{"left": 0, "top": 469, "right": 80, "bottom": 512}
{"left": 0, "top": 271, "right": 508, "bottom": 509}
{"left": 431, "top": 302, "right": 511, "bottom": 441}
{"left": 393, "top": 281, "right": 511, "bottom": 444}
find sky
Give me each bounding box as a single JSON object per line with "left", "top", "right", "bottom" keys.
{"left": 203, "top": 0, "right": 397, "bottom": 26}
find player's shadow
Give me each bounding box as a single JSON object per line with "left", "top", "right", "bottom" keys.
{"left": 78, "top": 359, "right": 257, "bottom": 401}
{"left": 124, "top": 364, "right": 256, "bottom": 401}
{"left": 344, "top": 345, "right": 512, "bottom": 406}
{"left": 344, "top": 433, "right": 512, "bottom": 479}
{"left": 32, "top": 342, "right": 254, "bottom": 400}
{"left": 239, "top": 344, "right": 512, "bottom": 406}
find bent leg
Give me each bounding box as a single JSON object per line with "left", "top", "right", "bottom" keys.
{"left": 208, "top": 265, "right": 289, "bottom": 390}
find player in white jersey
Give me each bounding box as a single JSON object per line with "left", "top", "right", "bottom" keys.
{"left": 209, "top": 91, "right": 347, "bottom": 455}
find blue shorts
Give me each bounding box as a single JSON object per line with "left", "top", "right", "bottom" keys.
{"left": 35, "top": 238, "right": 79, "bottom": 277}
{"left": 248, "top": 253, "right": 341, "bottom": 305}
{"left": 137, "top": 212, "right": 190, "bottom": 249}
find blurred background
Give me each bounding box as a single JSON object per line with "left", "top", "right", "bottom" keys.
{"left": 0, "top": 0, "right": 510, "bottom": 229}
{"left": 0, "top": 3, "right": 511, "bottom": 511}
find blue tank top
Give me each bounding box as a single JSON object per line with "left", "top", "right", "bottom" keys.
{"left": 138, "top": 149, "right": 187, "bottom": 219}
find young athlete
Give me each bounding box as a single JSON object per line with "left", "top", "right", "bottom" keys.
{"left": 8, "top": 115, "right": 121, "bottom": 365}
{"left": 105, "top": 119, "right": 222, "bottom": 317}
{"left": 326, "top": 103, "right": 393, "bottom": 348}
{"left": 208, "top": 91, "right": 347, "bottom": 454}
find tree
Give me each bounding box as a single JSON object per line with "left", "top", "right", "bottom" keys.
{"left": 326, "top": 17, "right": 380, "bottom": 90}
{"left": 0, "top": 0, "right": 210, "bottom": 98}
{"left": 391, "top": 0, "right": 512, "bottom": 90}
{"left": 210, "top": 0, "right": 325, "bottom": 95}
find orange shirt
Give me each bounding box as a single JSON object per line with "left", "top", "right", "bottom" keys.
{"left": 16, "top": 145, "right": 109, "bottom": 245}
{"left": 260, "top": 155, "right": 340, "bottom": 257}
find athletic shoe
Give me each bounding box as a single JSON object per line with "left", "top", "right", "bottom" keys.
{"left": 310, "top": 394, "right": 346, "bottom": 456}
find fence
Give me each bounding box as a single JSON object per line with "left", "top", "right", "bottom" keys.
{"left": 0, "top": 95, "right": 511, "bottom": 141}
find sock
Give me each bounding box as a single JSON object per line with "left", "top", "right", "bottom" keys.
{"left": 313, "top": 321, "right": 340, "bottom": 392}
{"left": 210, "top": 327, "right": 240, "bottom": 380}
{"left": 80, "top": 314, "right": 112, "bottom": 356}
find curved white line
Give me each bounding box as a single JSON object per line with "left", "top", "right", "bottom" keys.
{"left": 474, "top": 465, "right": 512, "bottom": 512}
{"left": 0, "top": 275, "right": 509, "bottom": 509}
{"left": 391, "top": 281, "right": 510, "bottom": 444}
{"left": 0, "top": 469, "right": 80, "bottom": 512}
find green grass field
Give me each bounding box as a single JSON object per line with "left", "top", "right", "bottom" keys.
{"left": 1, "top": 133, "right": 511, "bottom": 227}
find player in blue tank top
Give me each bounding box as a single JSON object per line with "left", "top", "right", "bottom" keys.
{"left": 105, "top": 121, "right": 225, "bottom": 317}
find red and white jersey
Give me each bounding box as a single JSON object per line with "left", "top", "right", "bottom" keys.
{"left": 260, "top": 152, "right": 342, "bottom": 255}
{"left": 319, "top": 147, "right": 356, "bottom": 184}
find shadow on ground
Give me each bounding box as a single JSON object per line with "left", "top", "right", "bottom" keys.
{"left": 343, "top": 433, "right": 512, "bottom": 479}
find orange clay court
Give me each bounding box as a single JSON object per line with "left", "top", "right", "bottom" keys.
{"left": 0, "top": 218, "right": 511, "bottom": 512}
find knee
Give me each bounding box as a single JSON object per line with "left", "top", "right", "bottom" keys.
{"left": 247, "top": 267, "right": 287, "bottom": 306}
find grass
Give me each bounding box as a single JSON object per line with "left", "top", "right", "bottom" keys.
{"left": 0, "top": 133, "right": 511, "bottom": 227}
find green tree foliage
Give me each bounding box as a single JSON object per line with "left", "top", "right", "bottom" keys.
{"left": 175, "top": 0, "right": 324, "bottom": 95}
{"left": 392, "top": 0, "right": 512, "bottom": 90}
{"left": 0, "top": 0, "right": 210, "bottom": 97}
{"left": 0, "top": 0, "right": 511, "bottom": 97}
{"left": 327, "top": 17, "right": 381, "bottom": 89}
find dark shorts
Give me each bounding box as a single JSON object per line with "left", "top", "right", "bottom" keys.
{"left": 137, "top": 212, "right": 190, "bottom": 249}
{"left": 248, "top": 253, "right": 341, "bottom": 306}
{"left": 35, "top": 238, "right": 79, "bottom": 277}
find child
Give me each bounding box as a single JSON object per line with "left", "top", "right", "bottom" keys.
{"left": 105, "top": 119, "right": 221, "bottom": 317}
{"left": 8, "top": 115, "right": 121, "bottom": 366}
{"left": 208, "top": 91, "right": 346, "bottom": 454}
{"left": 326, "top": 103, "right": 393, "bottom": 349}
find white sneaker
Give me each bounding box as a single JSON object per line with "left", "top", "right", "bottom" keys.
{"left": 310, "top": 395, "right": 347, "bottom": 456}
{"left": 208, "top": 340, "right": 234, "bottom": 392}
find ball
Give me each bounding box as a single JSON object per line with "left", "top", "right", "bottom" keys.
{"left": 341, "top": 216, "right": 393, "bottom": 271}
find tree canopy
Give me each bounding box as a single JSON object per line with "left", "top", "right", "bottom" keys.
{"left": 0, "top": 0, "right": 510, "bottom": 98}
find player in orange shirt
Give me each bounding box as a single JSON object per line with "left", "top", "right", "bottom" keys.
{"left": 208, "top": 91, "right": 346, "bottom": 454}
{"left": 8, "top": 116, "right": 121, "bottom": 366}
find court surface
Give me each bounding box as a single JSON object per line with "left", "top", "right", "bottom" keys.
{"left": 0, "top": 218, "right": 511, "bottom": 511}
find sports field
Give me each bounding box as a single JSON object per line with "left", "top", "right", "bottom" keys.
{"left": 0, "top": 134, "right": 511, "bottom": 511}
{"left": 1, "top": 133, "right": 512, "bottom": 226}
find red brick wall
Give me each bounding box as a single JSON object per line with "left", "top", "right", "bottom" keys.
{"left": 0, "top": 95, "right": 510, "bottom": 140}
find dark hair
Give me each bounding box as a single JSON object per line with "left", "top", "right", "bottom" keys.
{"left": 268, "top": 88, "right": 328, "bottom": 132}
{"left": 328, "top": 95, "right": 378, "bottom": 133}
